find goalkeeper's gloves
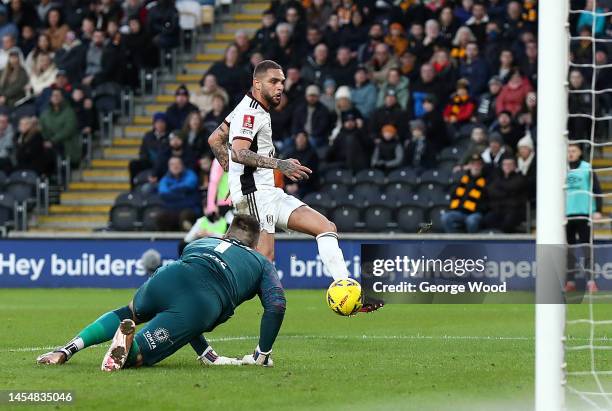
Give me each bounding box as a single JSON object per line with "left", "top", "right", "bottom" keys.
{"left": 241, "top": 346, "right": 274, "bottom": 367}
{"left": 197, "top": 346, "right": 242, "bottom": 366}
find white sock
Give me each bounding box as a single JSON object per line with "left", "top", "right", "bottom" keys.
{"left": 316, "top": 232, "right": 349, "bottom": 281}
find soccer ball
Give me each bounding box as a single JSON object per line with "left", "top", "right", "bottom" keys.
{"left": 326, "top": 278, "right": 363, "bottom": 316}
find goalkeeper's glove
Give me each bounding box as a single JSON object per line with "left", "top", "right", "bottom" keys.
{"left": 197, "top": 346, "right": 242, "bottom": 366}
{"left": 241, "top": 346, "right": 274, "bottom": 367}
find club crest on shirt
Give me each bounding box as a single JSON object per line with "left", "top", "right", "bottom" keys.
{"left": 242, "top": 114, "right": 254, "bottom": 129}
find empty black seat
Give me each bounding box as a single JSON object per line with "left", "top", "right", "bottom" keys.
{"left": 352, "top": 182, "right": 381, "bottom": 198}
{"left": 355, "top": 168, "right": 385, "bottom": 185}
{"left": 115, "top": 191, "right": 143, "bottom": 207}
{"left": 396, "top": 206, "right": 426, "bottom": 233}
{"left": 320, "top": 183, "right": 350, "bottom": 203}
{"left": 387, "top": 167, "right": 417, "bottom": 184}
{"left": 331, "top": 205, "right": 360, "bottom": 232}
{"left": 367, "top": 192, "right": 393, "bottom": 207}
{"left": 110, "top": 205, "right": 140, "bottom": 231}
{"left": 438, "top": 145, "right": 465, "bottom": 162}
{"left": 396, "top": 192, "right": 425, "bottom": 208}
{"left": 0, "top": 170, "right": 7, "bottom": 188}
{"left": 416, "top": 183, "right": 448, "bottom": 205}
{"left": 364, "top": 205, "right": 392, "bottom": 232}
{"left": 6, "top": 170, "right": 38, "bottom": 205}
{"left": 142, "top": 205, "right": 165, "bottom": 231}
{"left": 0, "top": 192, "right": 15, "bottom": 226}
{"left": 323, "top": 168, "right": 353, "bottom": 185}
{"left": 133, "top": 169, "right": 154, "bottom": 188}
{"left": 302, "top": 191, "right": 332, "bottom": 208}
{"left": 419, "top": 169, "right": 451, "bottom": 185}
{"left": 142, "top": 192, "right": 164, "bottom": 207}
{"left": 428, "top": 205, "right": 448, "bottom": 233}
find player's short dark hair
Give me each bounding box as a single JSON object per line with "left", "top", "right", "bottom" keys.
{"left": 254, "top": 60, "right": 282, "bottom": 79}
{"left": 227, "top": 214, "right": 260, "bottom": 247}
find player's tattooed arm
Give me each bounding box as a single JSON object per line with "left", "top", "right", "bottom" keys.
{"left": 231, "top": 139, "right": 313, "bottom": 182}
{"left": 208, "top": 122, "right": 230, "bottom": 172}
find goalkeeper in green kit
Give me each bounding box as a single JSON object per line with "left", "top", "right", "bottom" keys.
{"left": 37, "top": 215, "right": 285, "bottom": 370}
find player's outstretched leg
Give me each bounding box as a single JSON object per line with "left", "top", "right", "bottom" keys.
{"left": 101, "top": 319, "right": 137, "bottom": 372}
{"left": 37, "top": 306, "right": 135, "bottom": 365}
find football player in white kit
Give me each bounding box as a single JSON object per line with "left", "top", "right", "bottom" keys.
{"left": 208, "top": 60, "right": 381, "bottom": 312}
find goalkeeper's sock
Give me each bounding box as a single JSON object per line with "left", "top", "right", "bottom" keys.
{"left": 62, "top": 306, "right": 133, "bottom": 359}
{"left": 316, "top": 232, "right": 350, "bottom": 281}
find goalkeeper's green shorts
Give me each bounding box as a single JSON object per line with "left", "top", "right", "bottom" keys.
{"left": 132, "top": 260, "right": 223, "bottom": 366}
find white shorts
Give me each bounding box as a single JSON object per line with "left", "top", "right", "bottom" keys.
{"left": 233, "top": 187, "right": 305, "bottom": 234}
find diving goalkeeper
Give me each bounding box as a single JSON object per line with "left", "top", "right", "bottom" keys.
{"left": 37, "top": 215, "right": 285, "bottom": 370}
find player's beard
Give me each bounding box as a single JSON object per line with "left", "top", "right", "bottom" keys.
{"left": 263, "top": 89, "right": 281, "bottom": 108}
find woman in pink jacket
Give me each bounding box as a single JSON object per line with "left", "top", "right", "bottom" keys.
{"left": 495, "top": 68, "right": 533, "bottom": 117}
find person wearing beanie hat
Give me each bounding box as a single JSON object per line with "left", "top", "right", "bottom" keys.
{"left": 516, "top": 134, "right": 536, "bottom": 200}
{"left": 128, "top": 111, "right": 170, "bottom": 188}
{"left": 290, "top": 83, "right": 332, "bottom": 147}
{"left": 165, "top": 84, "right": 199, "bottom": 131}
{"left": 320, "top": 78, "right": 337, "bottom": 112}
{"left": 334, "top": 85, "right": 352, "bottom": 101}
{"left": 372, "top": 123, "right": 403, "bottom": 171}
{"left": 476, "top": 74, "right": 503, "bottom": 125}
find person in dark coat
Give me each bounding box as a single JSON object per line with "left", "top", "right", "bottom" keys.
{"left": 165, "top": 85, "right": 199, "bottom": 131}
{"left": 14, "top": 116, "right": 49, "bottom": 175}
{"left": 421, "top": 94, "right": 448, "bottom": 152}
{"left": 483, "top": 156, "right": 528, "bottom": 233}
{"left": 206, "top": 44, "right": 250, "bottom": 106}
{"left": 290, "top": 84, "right": 332, "bottom": 147}
{"left": 123, "top": 16, "right": 158, "bottom": 88}
{"left": 371, "top": 124, "right": 404, "bottom": 172}
{"left": 128, "top": 112, "right": 169, "bottom": 187}
{"left": 369, "top": 89, "right": 408, "bottom": 140}
{"left": 180, "top": 111, "right": 212, "bottom": 160}
{"left": 53, "top": 30, "right": 86, "bottom": 84}
{"left": 283, "top": 131, "right": 319, "bottom": 198}
{"left": 330, "top": 46, "right": 357, "bottom": 87}
{"left": 146, "top": 0, "right": 179, "bottom": 49}
{"left": 325, "top": 110, "right": 372, "bottom": 172}
{"left": 154, "top": 131, "right": 197, "bottom": 179}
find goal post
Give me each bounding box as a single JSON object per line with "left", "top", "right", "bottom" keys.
{"left": 535, "top": 0, "right": 569, "bottom": 410}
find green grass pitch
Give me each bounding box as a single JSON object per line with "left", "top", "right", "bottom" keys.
{"left": 1, "top": 289, "right": 610, "bottom": 410}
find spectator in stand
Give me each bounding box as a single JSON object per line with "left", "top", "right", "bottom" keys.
{"left": 516, "top": 134, "right": 536, "bottom": 202}
{"left": 319, "top": 78, "right": 336, "bottom": 112}
{"left": 0, "top": 5, "right": 18, "bottom": 41}
{"left": 483, "top": 155, "right": 527, "bottom": 232}
{"left": 251, "top": 10, "right": 276, "bottom": 53}
{"left": 123, "top": 15, "right": 158, "bottom": 89}
{"left": 443, "top": 78, "right": 476, "bottom": 125}
{"left": 157, "top": 156, "right": 201, "bottom": 232}
{"left": 350, "top": 65, "right": 377, "bottom": 119}
{"left": 0, "top": 112, "right": 13, "bottom": 173}
{"left": 481, "top": 132, "right": 507, "bottom": 170}
{"left": 155, "top": 131, "right": 196, "bottom": 179}
{"left": 431, "top": 48, "right": 456, "bottom": 98}
{"left": 366, "top": 43, "right": 399, "bottom": 86}
{"left": 301, "top": 43, "right": 332, "bottom": 88}
{"left": 19, "top": 25, "right": 37, "bottom": 57}
{"left": 490, "top": 110, "right": 522, "bottom": 150}
{"left": 377, "top": 67, "right": 409, "bottom": 109}
{"left": 521, "top": 40, "right": 537, "bottom": 87}
{"left": 330, "top": 85, "right": 361, "bottom": 140}
{"left": 458, "top": 41, "right": 489, "bottom": 95}
{"left": 270, "top": 93, "right": 293, "bottom": 148}
{"left": 8, "top": 0, "right": 40, "bottom": 32}
{"left": 326, "top": 110, "right": 371, "bottom": 172}
{"left": 39, "top": 88, "right": 80, "bottom": 167}
{"left": 81, "top": 29, "right": 122, "bottom": 88}
{"left": 80, "top": 16, "right": 94, "bottom": 45}
{"left": 53, "top": 31, "right": 86, "bottom": 85}
{"left": 302, "top": 25, "right": 323, "bottom": 57}
{"left": 0, "top": 34, "right": 16, "bottom": 70}
{"left": 36, "top": 1, "right": 55, "bottom": 23}
{"left": 357, "top": 22, "right": 384, "bottom": 64}
{"left": 406, "top": 23, "right": 424, "bottom": 55}
{"left": 371, "top": 124, "right": 404, "bottom": 172}
{"left": 422, "top": 94, "right": 448, "bottom": 152}
{"left": 405, "top": 119, "right": 435, "bottom": 173}
{"left": 25, "top": 33, "right": 52, "bottom": 73}
{"left": 384, "top": 22, "right": 409, "bottom": 57}
{"left": 264, "top": 22, "right": 299, "bottom": 68}
{"left": 422, "top": 20, "right": 447, "bottom": 61}
{"left": 35, "top": 69, "right": 71, "bottom": 114}
{"left": 399, "top": 49, "right": 419, "bottom": 83}
{"left": 458, "top": 126, "right": 488, "bottom": 168}
{"left": 191, "top": 73, "right": 229, "bottom": 117}
{"left": 451, "top": 26, "right": 476, "bottom": 62}
{"left": 28, "top": 53, "right": 57, "bottom": 96}
{"left": 0, "top": 48, "right": 28, "bottom": 108}
{"left": 307, "top": 0, "right": 333, "bottom": 31}
{"left": 44, "top": 8, "right": 69, "bottom": 51}
{"left": 370, "top": 89, "right": 407, "bottom": 140}
{"left": 207, "top": 44, "right": 250, "bottom": 106}
{"left": 568, "top": 69, "right": 594, "bottom": 142}
{"left": 147, "top": 0, "right": 179, "bottom": 50}
{"left": 180, "top": 111, "right": 212, "bottom": 160}
{"left": 497, "top": 49, "right": 514, "bottom": 83}
{"left": 476, "top": 75, "right": 502, "bottom": 126}
{"left": 70, "top": 86, "right": 95, "bottom": 135}
{"left": 322, "top": 13, "right": 340, "bottom": 54}
{"left": 495, "top": 68, "right": 533, "bottom": 116}
{"left": 454, "top": 0, "right": 474, "bottom": 25}
{"left": 411, "top": 63, "right": 445, "bottom": 119}
{"left": 165, "top": 85, "right": 199, "bottom": 132}
{"left": 518, "top": 91, "right": 537, "bottom": 137}
{"left": 129, "top": 112, "right": 169, "bottom": 187}
{"left": 14, "top": 116, "right": 48, "bottom": 175}
{"left": 283, "top": 131, "right": 319, "bottom": 198}
{"left": 339, "top": 9, "right": 368, "bottom": 52}
{"left": 442, "top": 153, "right": 488, "bottom": 233}
{"left": 284, "top": 64, "right": 306, "bottom": 108}
{"left": 202, "top": 93, "right": 229, "bottom": 131}
{"left": 466, "top": 1, "right": 489, "bottom": 46}
{"left": 331, "top": 46, "right": 356, "bottom": 87}
{"left": 439, "top": 6, "right": 460, "bottom": 44}
{"left": 284, "top": 6, "right": 306, "bottom": 48}
{"left": 291, "top": 84, "right": 331, "bottom": 148}
{"left": 234, "top": 31, "right": 252, "bottom": 64}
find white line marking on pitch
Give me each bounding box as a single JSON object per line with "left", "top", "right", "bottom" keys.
{"left": 3, "top": 334, "right": 608, "bottom": 353}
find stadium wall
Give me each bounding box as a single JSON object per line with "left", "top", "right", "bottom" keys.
{"left": 1, "top": 234, "right": 611, "bottom": 289}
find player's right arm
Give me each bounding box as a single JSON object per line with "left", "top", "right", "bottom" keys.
{"left": 208, "top": 122, "right": 230, "bottom": 172}
{"left": 242, "top": 261, "right": 286, "bottom": 366}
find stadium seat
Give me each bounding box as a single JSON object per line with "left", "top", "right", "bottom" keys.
{"left": 387, "top": 167, "right": 417, "bottom": 184}
{"left": 109, "top": 205, "right": 140, "bottom": 231}
{"left": 416, "top": 183, "right": 448, "bottom": 205}
{"left": 142, "top": 205, "right": 165, "bottom": 231}
{"left": 6, "top": 170, "right": 39, "bottom": 208}
{"left": 302, "top": 191, "right": 332, "bottom": 208}
{"left": 320, "top": 183, "right": 350, "bottom": 204}
{"left": 438, "top": 146, "right": 465, "bottom": 162}
{"left": 0, "top": 170, "right": 6, "bottom": 188}
{"left": 0, "top": 192, "right": 15, "bottom": 227}
{"left": 363, "top": 205, "right": 392, "bottom": 232}
{"left": 384, "top": 182, "right": 413, "bottom": 203}
{"left": 114, "top": 192, "right": 144, "bottom": 207}
{"left": 142, "top": 193, "right": 164, "bottom": 207}
{"left": 335, "top": 193, "right": 363, "bottom": 207}
{"left": 367, "top": 193, "right": 392, "bottom": 207}
{"left": 396, "top": 192, "right": 425, "bottom": 208}
{"left": 437, "top": 160, "right": 456, "bottom": 174}
{"left": 428, "top": 206, "right": 448, "bottom": 233}
{"left": 419, "top": 169, "right": 451, "bottom": 186}
{"left": 396, "top": 206, "right": 426, "bottom": 233}
{"left": 353, "top": 182, "right": 381, "bottom": 198}
{"left": 133, "top": 169, "right": 155, "bottom": 189}
{"left": 331, "top": 205, "right": 360, "bottom": 232}
{"left": 323, "top": 168, "right": 353, "bottom": 185}
{"left": 354, "top": 169, "right": 385, "bottom": 185}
